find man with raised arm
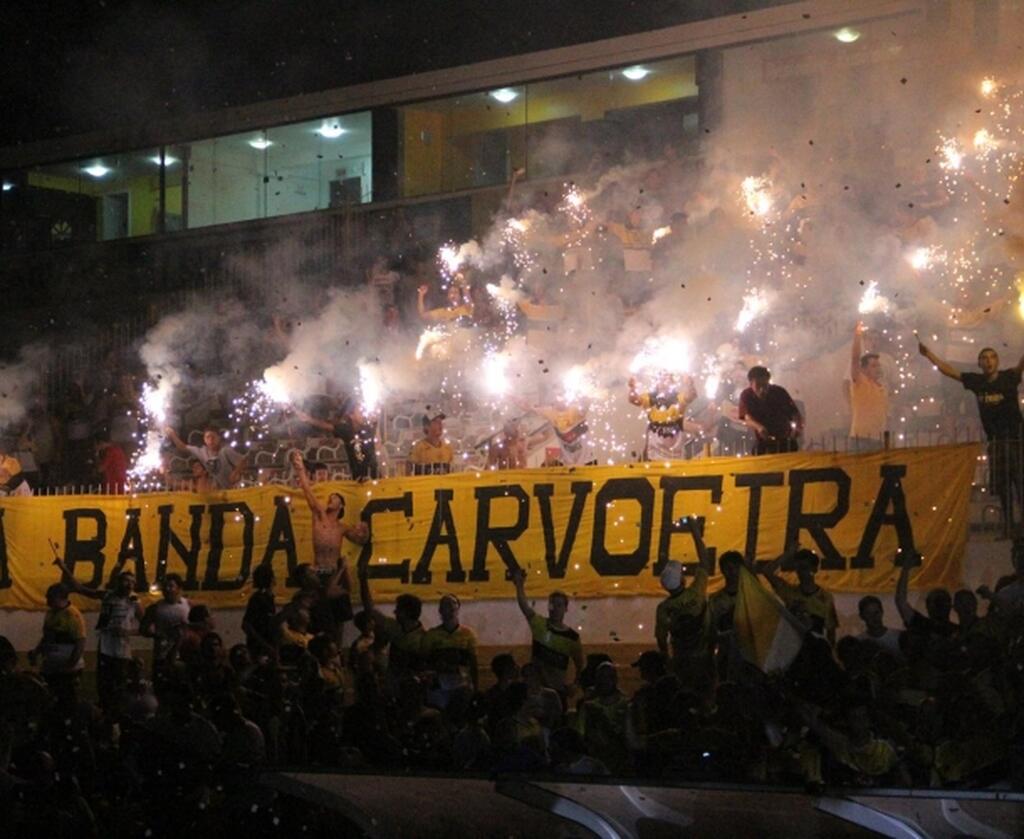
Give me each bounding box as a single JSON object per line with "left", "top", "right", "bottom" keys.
{"left": 509, "top": 567, "right": 583, "bottom": 696}
{"left": 628, "top": 372, "right": 699, "bottom": 461}
{"left": 164, "top": 425, "right": 245, "bottom": 489}
{"left": 290, "top": 450, "right": 368, "bottom": 575}
{"left": 920, "top": 340, "right": 1024, "bottom": 524}
{"left": 849, "top": 322, "right": 888, "bottom": 451}
{"left": 293, "top": 398, "right": 380, "bottom": 480}
{"left": 358, "top": 564, "right": 425, "bottom": 689}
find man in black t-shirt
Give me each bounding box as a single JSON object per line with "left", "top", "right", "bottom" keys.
{"left": 919, "top": 342, "right": 1024, "bottom": 525}
{"left": 737, "top": 366, "right": 803, "bottom": 455}
{"left": 294, "top": 397, "right": 380, "bottom": 480}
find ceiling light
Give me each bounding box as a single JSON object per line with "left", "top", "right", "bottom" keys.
{"left": 316, "top": 121, "right": 346, "bottom": 138}
{"left": 489, "top": 88, "right": 519, "bottom": 104}
{"left": 149, "top": 155, "right": 179, "bottom": 166}
{"left": 622, "top": 66, "right": 650, "bottom": 81}
{"left": 249, "top": 138, "right": 273, "bottom": 150}
{"left": 834, "top": 27, "right": 861, "bottom": 44}
{"left": 83, "top": 164, "right": 111, "bottom": 178}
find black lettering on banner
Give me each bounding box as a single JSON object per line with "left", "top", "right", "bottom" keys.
{"left": 157, "top": 504, "right": 204, "bottom": 589}
{"left": 62, "top": 509, "right": 108, "bottom": 589}
{"left": 735, "top": 472, "right": 785, "bottom": 562}
{"left": 471, "top": 485, "right": 530, "bottom": 582}
{"left": 785, "top": 468, "right": 851, "bottom": 571}
{"left": 533, "top": 481, "right": 593, "bottom": 579}
{"left": 655, "top": 476, "right": 722, "bottom": 576}
{"left": 359, "top": 493, "right": 414, "bottom": 585}
{"left": 0, "top": 509, "right": 10, "bottom": 589}
{"left": 204, "top": 503, "right": 255, "bottom": 590}
{"left": 590, "top": 478, "right": 654, "bottom": 576}
{"left": 259, "top": 495, "right": 299, "bottom": 582}
{"left": 853, "top": 464, "right": 918, "bottom": 569}
{"left": 117, "top": 508, "right": 149, "bottom": 590}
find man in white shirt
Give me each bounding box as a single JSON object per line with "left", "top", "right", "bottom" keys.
{"left": 164, "top": 426, "right": 245, "bottom": 489}
{"left": 855, "top": 595, "right": 902, "bottom": 658}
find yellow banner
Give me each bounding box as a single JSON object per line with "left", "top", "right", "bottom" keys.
{"left": 0, "top": 445, "right": 977, "bottom": 611}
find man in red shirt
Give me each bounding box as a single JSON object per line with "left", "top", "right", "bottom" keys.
{"left": 738, "top": 366, "right": 803, "bottom": 455}
{"left": 94, "top": 433, "right": 129, "bottom": 493}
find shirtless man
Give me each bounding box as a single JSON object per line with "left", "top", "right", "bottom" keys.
{"left": 291, "top": 451, "right": 368, "bottom": 573}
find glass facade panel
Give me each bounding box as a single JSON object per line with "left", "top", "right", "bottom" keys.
{"left": 2, "top": 149, "right": 162, "bottom": 249}
{"left": 525, "top": 55, "right": 700, "bottom": 179}
{"left": 265, "top": 112, "right": 373, "bottom": 216}
{"left": 180, "top": 130, "right": 269, "bottom": 228}
{"left": 400, "top": 86, "right": 526, "bottom": 198}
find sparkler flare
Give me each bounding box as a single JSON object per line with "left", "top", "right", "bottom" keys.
{"left": 415, "top": 326, "right": 448, "bottom": 361}
{"left": 481, "top": 352, "right": 511, "bottom": 397}
{"left": 735, "top": 287, "right": 770, "bottom": 332}
{"left": 980, "top": 76, "right": 998, "bottom": 97}
{"left": 973, "top": 128, "right": 997, "bottom": 154}
{"left": 629, "top": 336, "right": 692, "bottom": 379}
{"left": 858, "top": 281, "right": 890, "bottom": 315}
{"left": 939, "top": 138, "right": 963, "bottom": 171}
{"left": 741, "top": 175, "right": 773, "bottom": 218}
{"left": 358, "top": 362, "right": 383, "bottom": 414}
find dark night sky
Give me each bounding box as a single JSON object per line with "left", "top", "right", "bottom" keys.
{"left": 0, "top": 0, "right": 772, "bottom": 148}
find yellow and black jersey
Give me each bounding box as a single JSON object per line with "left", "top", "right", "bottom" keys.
{"left": 421, "top": 623, "right": 477, "bottom": 673}
{"left": 638, "top": 391, "right": 691, "bottom": 437}
{"left": 528, "top": 613, "right": 581, "bottom": 676}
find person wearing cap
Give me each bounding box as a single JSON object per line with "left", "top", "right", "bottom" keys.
{"left": 407, "top": 413, "right": 454, "bottom": 475}
{"left": 737, "top": 366, "right": 803, "bottom": 455}
{"left": 421, "top": 593, "right": 478, "bottom": 709}
{"left": 510, "top": 567, "right": 584, "bottom": 696}
{"left": 654, "top": 527, "right": 714, "bottom": 689}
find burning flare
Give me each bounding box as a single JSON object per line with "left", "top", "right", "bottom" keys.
{"left": 735, "top": 287, "right": 770, "bottom": 332}
{"left": 741, "top": 175, "right": 773, "bottom": 218}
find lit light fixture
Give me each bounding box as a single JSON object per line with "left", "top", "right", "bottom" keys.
{"left": 248, "top": 137, "right": 273, "bottom": 150}
{"left": 833, "top": 27, "right": 861, "bottom": 43}
{"left": 148, "top": 155, "right": 179, "bottom": 166}
{"left": 1, "top": 182, "right": 12, "bottom": 192}
{"left": 83, "top": 163, "right": 111, "bottom": 178}
{"left": 621, "top": 66, "right": 650, "bottom": 81}
{"left": 489, "top": 88, "right": 519, "bottom": 104}
{"left": 316, "top": 121, "right": 346, "bottom": 138}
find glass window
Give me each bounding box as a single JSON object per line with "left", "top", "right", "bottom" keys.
{"left": 265, "top": 112, "right": 373, "bottom": 218}
{"left": 8, "top": 149, "right": 163, "bottom": 248}
{"left": 525, "top": 55, "right": 699, "bottom": 180}
{"left": 179, "top": 130, "right": 269, "bottom": 228}
{"left": 400, "top": 86, "right": 526, "bottom": 198}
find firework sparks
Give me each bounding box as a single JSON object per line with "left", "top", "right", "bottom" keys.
{"left": 735, "top": 287, "right": 770, "bottom": 332}
{"left": 973, "top": 128, "right": 998, "bottom": 155}
{"left": 438, "top": 244, "right": 462, "bottom": 277}
{"left": 561, "top": 364, "right": 599, "bottom": 404}
{"left": 741, "top": 175, "right": 773, "bottom": 219}
{"left": 481, "top": 351, "right": 511, "bottom": 397}
{"left": 358, "top": 362, "right": 383, "bottom": 414}
{"left": 651, "top": 226, "right": 672, "bottom": 244}
{"left": 939, "top": 138, "right": 963, "bottom": 171}
{"left": 980, "top": 76, "right": 998, "bottom": 97}
{"left": 415, "top": 326, "right": 448, "bottom": 361}
{"left": 703, "top": 372, "right": 721, "bottom": 400}
{"left": 858, "top": 281, "right": 890, "bottom": 315}
{"left": 629, "top": 336, "right": 692, "bottom": 379}
{"left": 907, "top": 246, "right": 946, "bottom": 271}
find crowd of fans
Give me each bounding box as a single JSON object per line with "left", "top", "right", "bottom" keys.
{"left": 2, "top": 535, "right": 1024, "bottom": 836}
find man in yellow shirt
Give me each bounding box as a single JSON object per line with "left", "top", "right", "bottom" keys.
{"left": 510, "top": 567, "right": 584, "bottom": 695}
{"left": 848, "top": 322, "right": 888, "bottom": 451}
{"left": 407, "top": 413, "right": 454, "bottom": 475}
{"left": 421, "top": 594, "right": 478, "bottom": 709}
{"left": 764, "top": 548, "right": 838, "bottom": 647}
